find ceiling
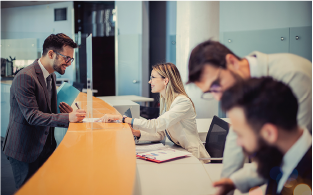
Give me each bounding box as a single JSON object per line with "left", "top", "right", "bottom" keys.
{"left": 0, "top": 0, "right": 67, "bottom": 8}
{"left": 0, "top": 0, "right": 114, "bottom": 9}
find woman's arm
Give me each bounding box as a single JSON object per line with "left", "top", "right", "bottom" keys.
{"left": 97, "top": 97, "right": 193, "bottom": 133}
{"left": 133, "top": 97, "right": 192, "bottom": 133}
{"left": 129, "top": 124, "right": 165, "bottom": 142}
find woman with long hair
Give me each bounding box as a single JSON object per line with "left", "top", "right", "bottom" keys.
{"left": 98, "top": 63, "right": 210, "bottom": 161}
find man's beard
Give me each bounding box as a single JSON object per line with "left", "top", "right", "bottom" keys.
{"left": 243, "top": 137, "right": 284, "bottom": 180}
{"left": 53, "top": 60, "right": 65, "bottom": 75}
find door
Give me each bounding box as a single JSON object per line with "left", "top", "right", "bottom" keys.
{"left": 116, "top": 34, "right": 141, "bottom": 96}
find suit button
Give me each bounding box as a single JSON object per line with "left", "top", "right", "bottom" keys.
{"left": 45, "top": 131, "right": 49, "bottom": 135}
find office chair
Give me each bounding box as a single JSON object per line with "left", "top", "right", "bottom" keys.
{"left": 199, "top": 115, "right": 230, "bottom": 163}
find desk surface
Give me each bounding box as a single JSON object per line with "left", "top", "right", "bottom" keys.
{"left": 1, "top": 80, "right": 13, "bottom": 85}
{"left": 16, "top": 93, "right": 137, "bottom": 195}
{"left": 98, "top": 95, "right": 154, "bottom": 103}
{"left": 134, "top": 141, "right": 216, "bottom": 195}
{"left": 15, "top": 95, "right": 247, "bottom": 195}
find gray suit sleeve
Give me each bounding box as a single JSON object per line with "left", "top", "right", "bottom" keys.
{"left": 221, "top": 128, "right": 245, "bottom": 178}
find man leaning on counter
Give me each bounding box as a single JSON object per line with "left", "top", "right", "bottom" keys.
{"left": 2, "top": 33, "right": 86, "bottom": 189}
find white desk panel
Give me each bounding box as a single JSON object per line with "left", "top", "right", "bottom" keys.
{"left": 134, "top": 163, "right": 215, "bottom": 195}
{"left": 203, "top": 164, "right": 267, "bottom": 195}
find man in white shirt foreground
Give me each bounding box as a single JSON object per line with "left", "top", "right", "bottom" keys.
{"left": 216, "top": 77, "right": 311, "bottom": 195}
{"left": 187, "top": 39, "right": 312, "bottom": 193}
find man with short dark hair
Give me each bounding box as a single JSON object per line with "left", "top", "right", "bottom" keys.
{"left": 216, "top": 77, "right": 311, "bottom": 194}
{"left": 187, "top": 39, "right": 312, "bottom": 193}
{"left": 2, "top": 33, "right": 86, "bottom": 189}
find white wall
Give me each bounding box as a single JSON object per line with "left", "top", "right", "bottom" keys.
{"left": 176, "top": 1, "right": 220, "bottom": 119}
{"left": 1, "top": 2, "right": 75, "bottom": 83}
{"left": 220, "top": 1, "right": 312, "bottom": 32}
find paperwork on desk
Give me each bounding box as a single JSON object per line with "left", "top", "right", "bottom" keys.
{"left": 57, "top": 82, "right": 80, "bottom": 113}
{"left": 82, "top": 118, "right": 100, "bottom": 122}
{"left": 136, "top": 143, "right": 167, "bottom": 153}
{"left": 136, "top": 148, "right": 192, "bottom": 163}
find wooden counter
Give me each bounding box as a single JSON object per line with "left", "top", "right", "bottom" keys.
{"left": 16, "top": 93, "right": 137, "bottom": 195}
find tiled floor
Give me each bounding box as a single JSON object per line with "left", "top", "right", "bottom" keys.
{"left": 1, "top": 141, "right": 17, "bottom": 195}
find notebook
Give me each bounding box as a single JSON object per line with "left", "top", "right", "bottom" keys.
{"left": 136, "top": 148, "right": 192, "bottom": 163}
{"left": 57, "top": 82, "right": 80, "bottom": 113}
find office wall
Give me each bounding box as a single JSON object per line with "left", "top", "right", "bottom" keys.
{"left": 220, "top": 1, "right": 312, "bottom": 32}
{"left": 176, "top": 1, "right": 220, "bottom": 119}
{"left": 1, "top": 2, "right": 75, "bottom": 83}
{"left": 166, "top": 1, "right": 177, "bottom": 64}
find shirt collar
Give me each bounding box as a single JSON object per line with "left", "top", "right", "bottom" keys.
{"left": 245, "top": 51, "right": 269, "bottom": 78}
{"left": 277, "top": 128, "right": 312, "bottom": 192}
{"left": 245, "top": 56, "right": 258, "bottom": 78}
{"left": 38, "top": 58, "right": 51, "bottom": 80}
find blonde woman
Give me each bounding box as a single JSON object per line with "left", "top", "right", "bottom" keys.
{"left": 98, "top": 63, "right": 210, "bottom": 161}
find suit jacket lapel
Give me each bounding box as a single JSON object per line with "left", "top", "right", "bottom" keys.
{"left": 34, "top": 60, "right": 52, "bottom": 112}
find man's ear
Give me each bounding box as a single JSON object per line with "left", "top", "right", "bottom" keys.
{"left": 260, "top": 123, "right": 279, "bottom": 144}
{"left": 225, "top": 54, "right": 240, "bottom": 70}
{"left": 47, "top": 50, "right": 54, "bottom": 59}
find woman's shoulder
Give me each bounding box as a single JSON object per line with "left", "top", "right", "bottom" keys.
{"left": 173, "top": 94, "right": 192, "bottom": 105}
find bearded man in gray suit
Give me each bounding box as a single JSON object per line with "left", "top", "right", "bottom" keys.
{"left": 187, "top": 39, "right": 311, "bottom": 194}
{"left": 3, "top": 33, "right": 86, "bottom": 189}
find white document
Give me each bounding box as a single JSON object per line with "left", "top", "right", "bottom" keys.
{"left": 82, "top": 118, "right": 100, "bottom": 123}
{"left": 137, "top": 148, "right": 192, "bottom": 162}
{"left": 136, "top": 143, "right": 167, "bottom": 153}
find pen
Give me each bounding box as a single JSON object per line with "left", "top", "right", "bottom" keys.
{"left": 75, "top": 103, "right": 80, "bottom": 109}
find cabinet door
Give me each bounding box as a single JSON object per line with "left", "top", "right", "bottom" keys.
{"left": 290, "top": 26, "right": 312, "bottom": 61}
{"left": 223, "top": 28, "right": 289, "bottom": 57}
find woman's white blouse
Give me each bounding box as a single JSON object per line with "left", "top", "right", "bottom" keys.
{"left": 133, "top": 95, "right": 210, "bottom": 161}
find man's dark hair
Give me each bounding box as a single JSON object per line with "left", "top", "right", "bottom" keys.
{"left": 42, "top": 33, "right": 78, "bottom": 56}
{"left": 187, "top": 39, "right": 241, "bottom": 83}
{"left": 221, "top": 77, "right": 298, "bottom": 132}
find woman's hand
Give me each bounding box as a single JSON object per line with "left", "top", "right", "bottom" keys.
{"left": 128, "top": 124, "right": 141, "bottom": 137}
{"left": 96, "top": 114, "right": 122, "bottom": 123}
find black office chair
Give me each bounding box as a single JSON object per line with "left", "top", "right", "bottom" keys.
{"left": 140, "top": 106, "right": 160, "bottom": 119}
{"left": 199, "top": 115, "right": 230, "bottom": 163}
{"left": 73, "top": 82, "right": 84, "bottom": 92}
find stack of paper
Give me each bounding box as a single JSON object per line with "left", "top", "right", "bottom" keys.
{"left": 136, "top": 148, "right": 192, "bottom": 163}
{"left": 135, "top": 143, "right": 167, "bottom": 153}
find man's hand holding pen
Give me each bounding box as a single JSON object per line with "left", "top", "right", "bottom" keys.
{"left": 67, "top": 102, "right": 86, "bottom": 122}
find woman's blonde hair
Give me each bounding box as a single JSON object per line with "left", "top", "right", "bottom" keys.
{"left": 152, "top": 63, "right": 195, "bottom": 115}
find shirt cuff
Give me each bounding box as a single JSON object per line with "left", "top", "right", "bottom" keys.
{"left": 131, "top": 118, "right": 135, "bottom": 128}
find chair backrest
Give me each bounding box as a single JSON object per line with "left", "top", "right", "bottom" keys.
{"left": 205, "top": 115, "right": 230, "bottom": 159}
{"left": 73, "top": 82, "right": 84, "bottom": 92}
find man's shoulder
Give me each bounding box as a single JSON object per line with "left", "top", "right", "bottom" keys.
{"left": 15, "top": 60, "right": 39, "bottom": 77}
{"left": 12, "top": 61, "right": 39, "bottom": 84}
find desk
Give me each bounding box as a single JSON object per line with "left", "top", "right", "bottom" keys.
{"left": 16, "top": 93, "right": 136, "bottom": 195}
{"left": 104, "top": 99, "right": 140, "bottom": 119}
{"left": 134, "top": 140, "right": 216, "bottom": 195}
{"left": 203, "top": 163, "right": 267, "bottom": 195}
{"left": 98, "top": 95, "right": 154, "bottom": 106}
{"left": 15, "top": 95, "right": 251, "bottom": 195}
